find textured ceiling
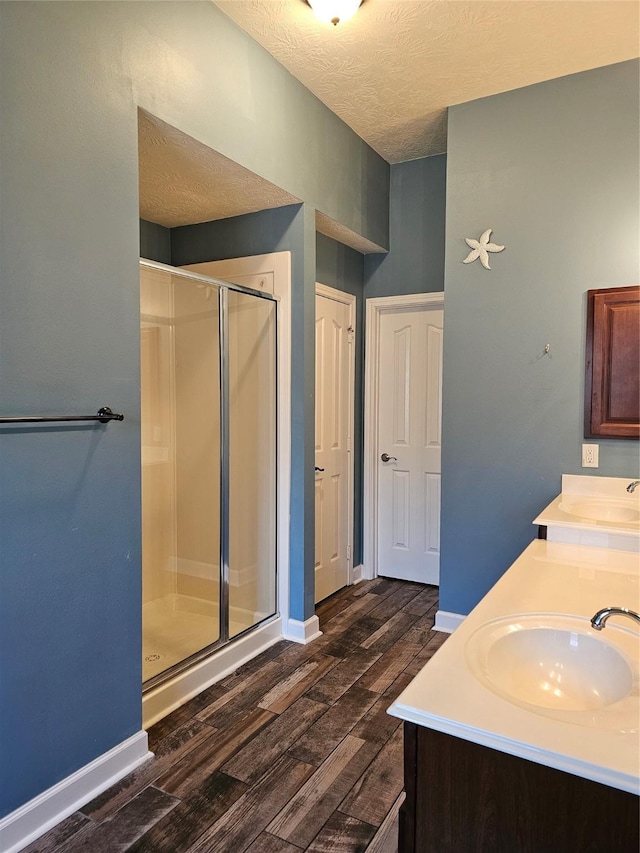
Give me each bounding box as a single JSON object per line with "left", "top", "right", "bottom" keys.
{"left": 139, "top": 110, "right": 385, "bottom": 250}
{"left": 213, "top": 0, "right": 639, "bottom": 163}
{"left": 138, "top": 110, "right": 300, "bottom": 228}
{"left": 139, "top": 2, "right": 638, "bottom": 245}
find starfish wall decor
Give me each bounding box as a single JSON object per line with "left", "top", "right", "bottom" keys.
{"left": 463, "top": 229, "right": 505, "bottom": 270}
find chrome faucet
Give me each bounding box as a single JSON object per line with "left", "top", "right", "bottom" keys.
{"left": 590, "top": 606, "right": 640, "bottom": 630}
{"left": 627, "top": 480, "right": 640, "bottom": 493}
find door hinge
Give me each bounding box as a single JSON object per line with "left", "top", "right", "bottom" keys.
{"left": 347, "top": 545, "right": 351, "bottom": 562}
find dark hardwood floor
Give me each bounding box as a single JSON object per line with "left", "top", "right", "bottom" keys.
{"left": 25, "top": 578, "right": 447, "bottom": 853}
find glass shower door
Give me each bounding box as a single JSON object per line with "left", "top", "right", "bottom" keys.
{"left": 141, "top": 267, "right": 221, "bottom": 683}
{"left": 226, "top": 290, "right": 277, "bottom": 638}
{"left": 140, "top": 261, "right": 278, "bottom": 688}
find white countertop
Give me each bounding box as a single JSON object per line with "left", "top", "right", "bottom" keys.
{"left": 534, "top": 474, "right": 640, "bottom": 540}
{"left": 388, "top": 539, "right": 640, "bottom": 794}
{"left": 534, "top": 494, "right": 640, "bottom": 537}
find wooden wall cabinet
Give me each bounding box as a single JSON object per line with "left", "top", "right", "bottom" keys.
{"left": 584, "top": 285, "right": 639, "bottom": 439}
{"left": 400, "top": 723, "right": 640, "bottom": 853}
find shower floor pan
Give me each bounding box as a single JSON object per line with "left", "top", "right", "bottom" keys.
{"left": 143, "top": 593, "right": 263, "bottom": 682}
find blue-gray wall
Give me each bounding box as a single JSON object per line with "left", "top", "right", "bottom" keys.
{"left": 140, "top": 219, "right": 171, "bottom": 265}
{"left": 364, "top": 155, "right": 446, "bottom": 297}
{"left": 173, "top": 204, "right": 318, "bottom": 622}
{"left": 172, "top": 206, "right": 302, "bottom": 266}
{"left": 161, "top": 217, "right": 368, "bottom": 575}
{"left": 316, "top": 233, "right": 365, "bottom": 565}
{"left": 440, "top": 60, "right": 640, "bottom": 617}
{"left": 0, "top": 0, "right": 386, "bottom": 819}
{"left": 3, "top": 0, "right": 637, "bottom": 823}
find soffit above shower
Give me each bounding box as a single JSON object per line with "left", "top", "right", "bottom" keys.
{"left": 212, "top": 0, "right": 639, "bottom": 163}
{"left": 138, "top": 110, "right": 301, "bottom": 229}
{"left": 315, "top": 212, "right": 385, "bottom": 254}
{"left": 138, "top": 111, "right": 385, "bottom": 253}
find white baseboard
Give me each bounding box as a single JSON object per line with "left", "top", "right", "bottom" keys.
{"left": 281, "top": 615, "right": 322, "bottom": 644}
{"left": 142, "top": 616, "right": 283, "bottom": 728}
{"left": 361, "top": 563, "right": 375, "bottom": 580}
{"left": 0, "top": 732, "right": 151, "bottom": 853}
{"left": 351, "top": 564, "right": 364, "bottom": 584}
{"left": 434, "top": 609, "right": 465, "bottom": 633}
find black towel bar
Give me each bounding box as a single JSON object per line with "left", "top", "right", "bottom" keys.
{"left": 0, "top": 406, "right": 124, "bottom": 424}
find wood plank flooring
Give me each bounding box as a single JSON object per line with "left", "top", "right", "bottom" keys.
{"left": 25, "top": 578, "right": 448, "bottom": 853}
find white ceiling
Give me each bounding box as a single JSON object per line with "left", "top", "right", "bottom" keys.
{"left": 213, "top": 0, "right": 639, "bottom": 163}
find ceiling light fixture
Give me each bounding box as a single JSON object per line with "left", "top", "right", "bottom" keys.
{"left": 306, "top": 0, "right": 364, "bottom": 27}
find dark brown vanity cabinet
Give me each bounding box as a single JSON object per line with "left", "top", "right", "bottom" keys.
{"left": 585, "top": 285, "right": 639, "bottom": 439}
{"left": 399, "top": 723, "right": 639, "bottom": 853}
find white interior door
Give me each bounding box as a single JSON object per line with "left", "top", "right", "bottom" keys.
{"left": 314, "top": 287, "right": 354, "bottom": 602}
{"left": 377, "top": 305, "right": 443, "bottom": 584}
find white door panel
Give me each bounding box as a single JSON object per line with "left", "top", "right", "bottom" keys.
{"left": 377, "top": 307, "right": 443, "bottom": 584}
{"left": 315, "top": 290, "right": 353, "bottom": 602}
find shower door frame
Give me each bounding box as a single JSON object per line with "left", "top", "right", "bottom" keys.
{"left": 140, "top": 259, "right": 279, "bottom": 691}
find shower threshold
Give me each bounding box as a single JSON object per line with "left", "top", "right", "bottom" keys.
{"left": 142, "top": 612, "right": 283, "bottom": 729}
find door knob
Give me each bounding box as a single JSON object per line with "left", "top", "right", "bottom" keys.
{"left": 315, "top": 466, "right": 325, "bottom": 472}
{"left": 380, "top": 453, "right": 397, "bottom": 463}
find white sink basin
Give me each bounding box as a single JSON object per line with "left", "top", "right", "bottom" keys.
{"left": 559, "top": 498, "right": 640, "bottom": 524}
{"left": 465, "top": 614, "right": 639, "bottom": 727}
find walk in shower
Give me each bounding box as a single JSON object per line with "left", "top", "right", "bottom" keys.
{"left": 140, "top": 260, "right": 277, "bottom": 688}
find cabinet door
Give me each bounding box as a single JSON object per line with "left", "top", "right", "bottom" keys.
{"left": 585, "top": 285, "right": 639, "bottom": 438}
{"left": 403, "top": 724, "right": 640, "bottom": 853}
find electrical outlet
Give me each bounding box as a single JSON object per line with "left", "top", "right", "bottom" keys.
{"left": 582, "top": 443, "right": 599, "bottom": 468}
